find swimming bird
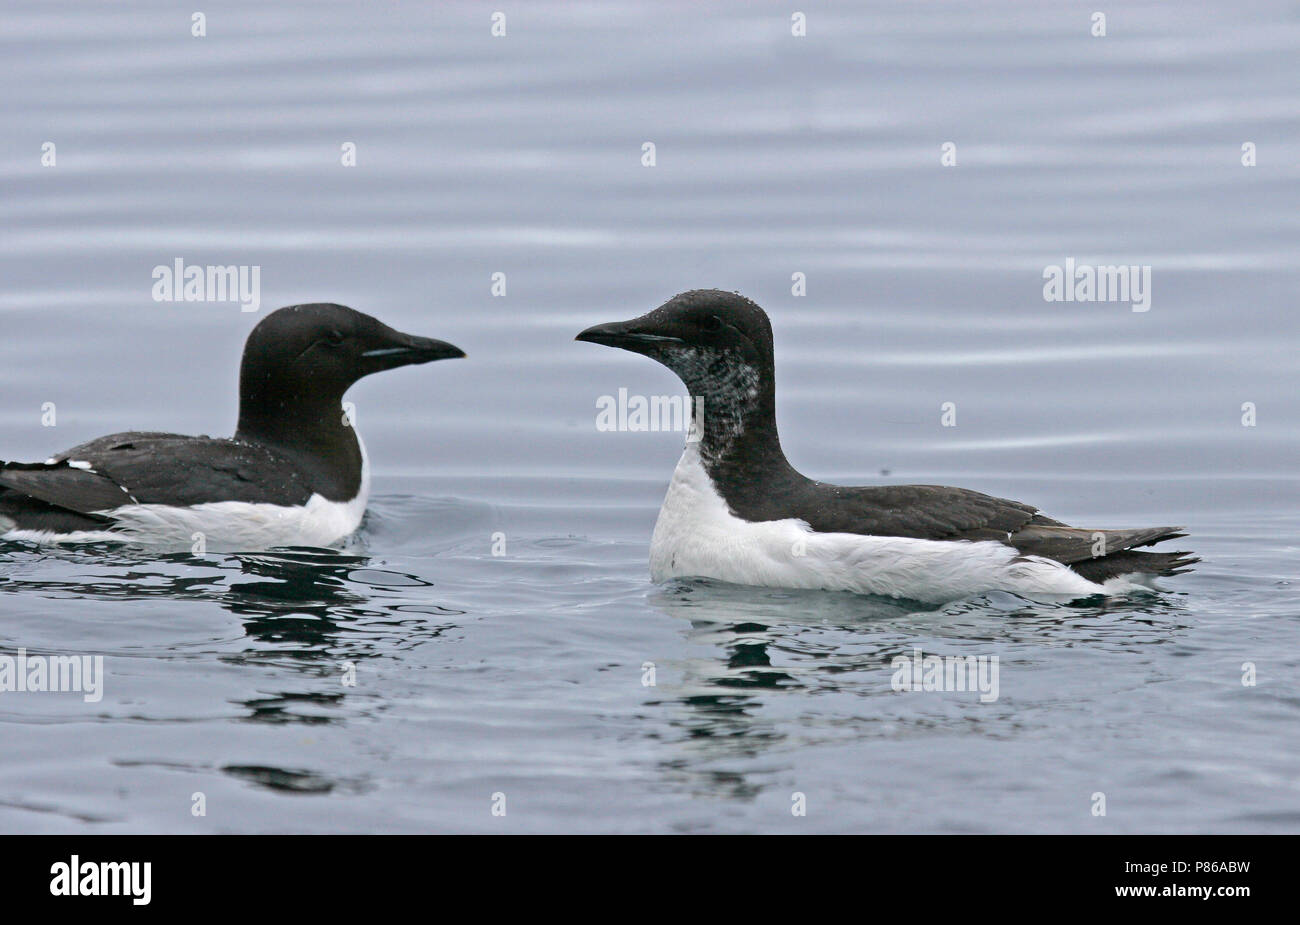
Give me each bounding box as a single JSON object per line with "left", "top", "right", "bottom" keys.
{"left": 0, "top": 303, "right": 464, "bottom": 550}
{"left": 576, "top": 289, "right": 1195, "bottom": 603}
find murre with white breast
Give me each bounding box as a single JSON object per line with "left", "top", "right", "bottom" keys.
{"left": 577, "top": 289, "right": 1196, "bottom": 603}
{"left": 0, "top": 303, "right": 464, "bottom": 550}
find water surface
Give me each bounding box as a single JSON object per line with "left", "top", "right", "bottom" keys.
{"left": 0, "top": 0, "right": 1297, "bottom": 833}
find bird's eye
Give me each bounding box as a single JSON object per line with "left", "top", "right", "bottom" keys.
{"left": 324, "top": 330, "right": 346, "bottom": 346}
{"left": 701, "top": 315, "right": 723, "bottom": 332}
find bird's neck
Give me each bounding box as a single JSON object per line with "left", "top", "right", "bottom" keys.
{"left": 685, "top": 363, "right": 801, "bottom": 491}
{"left": 235, "top": 378, "right": 363, "bottom": 500}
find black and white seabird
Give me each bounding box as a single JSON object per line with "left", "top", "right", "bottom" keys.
{"left": 577, "top": 289, "right": 1196, "bottom": 603}
{"left": 0, "top": 303, "right": 464, "bottom": 550}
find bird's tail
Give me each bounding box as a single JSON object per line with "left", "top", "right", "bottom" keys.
{"left": 1069, "top": 527, "right": 1198, "bottom": 583}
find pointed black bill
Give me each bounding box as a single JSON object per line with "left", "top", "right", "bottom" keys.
{"left": 362, "top": 334, "right": 465, "bottom": 369}
{"left": 575, "top": 319, "right": 682, "bottom": 350}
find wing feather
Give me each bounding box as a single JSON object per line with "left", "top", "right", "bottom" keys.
{"left": 793, "top": 483, "right": 1186, "bottom": 568}
{"left": 0, "top": 432, "right": 313, "bottom": 516}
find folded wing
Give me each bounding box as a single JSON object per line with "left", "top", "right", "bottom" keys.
{"left": 0, "top": 433, "right": 313, "bottom": 525}
{"left": 795, "top": 483, "right": 1195, "bottom": 578}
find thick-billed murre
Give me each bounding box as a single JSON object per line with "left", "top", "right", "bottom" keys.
{"left": 577, "top": 289, "right": 1196, "bottom": 603}
{"left": 0, "top": 303, "right": 463, "bottom": 550}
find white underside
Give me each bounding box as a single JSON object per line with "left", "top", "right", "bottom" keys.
{"left": 649, "top": 444, "right": 1152, "bottom": 605}
{"left": 1, "top": 437, "right": 370, "bottom": 552}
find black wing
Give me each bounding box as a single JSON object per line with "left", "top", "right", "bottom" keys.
{"left": 794, "top": 482, "right": 1193, "bottom": 576}
{"left": 0, "top": 432, "right": 314, "bottom": 517}
{"left": 795, "top": 482, "right": 1049, "bottom": 541}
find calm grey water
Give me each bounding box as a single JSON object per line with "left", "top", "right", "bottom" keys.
{"left": 1, "top": 0, "right": 1297, "bottom": 833}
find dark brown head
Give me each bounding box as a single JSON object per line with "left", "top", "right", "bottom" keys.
{"left": 576, "top": 289, "right": 774, "bottom": 401}
{"left": 577, "top": 290, "right": 780, "bottom": 461}
{"left": 236, "top": 303, "right": 464, "bottom": 449}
